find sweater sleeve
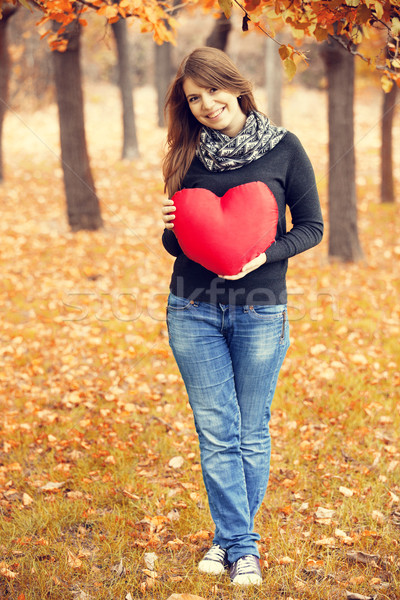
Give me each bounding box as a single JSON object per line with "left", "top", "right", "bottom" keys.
{"left": 162, "top": 228, "right": 183, "bottom": 257}
{"left": 265, "top": 134, "right": 324, "bottom": 264}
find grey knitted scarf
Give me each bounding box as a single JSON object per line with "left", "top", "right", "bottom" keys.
{"left": 196, "top": 110, "right": 287, "bottom": 172}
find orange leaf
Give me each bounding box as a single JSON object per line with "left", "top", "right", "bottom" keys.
{"left": 278, "top": 505, "right": 293, "bottom": 515}
{"left": 97, "top": 5, "right": 118, "bottom": 18}
{"left": 279, "top": 45, "right": 290, "bottom": 61}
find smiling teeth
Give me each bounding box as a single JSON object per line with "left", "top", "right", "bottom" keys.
{"left": 208, "top": 108, "right": 224, "bottom": 118}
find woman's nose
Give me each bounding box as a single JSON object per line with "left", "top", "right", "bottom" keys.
{"left": 201, "top": 94, "right": 214, "bottom": 109}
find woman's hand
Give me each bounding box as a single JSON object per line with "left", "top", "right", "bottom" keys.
{"left": 161, "top": 198, "right": 176, "bottom": 229}
{"left": 219, "top": 253, "right": 267, "bottom": 280}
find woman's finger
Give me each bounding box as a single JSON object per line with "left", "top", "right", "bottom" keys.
{"left": 162, "top": 212, "right": 175, "bottom": 228}
{"left": 162, "top": 205, "right": 176, "bottom": 214}
{"left": 219, "top": 272, "right": 245, "bottom": 280}
{"left": 162, "top": 198, "right": 175, "bottom": 207}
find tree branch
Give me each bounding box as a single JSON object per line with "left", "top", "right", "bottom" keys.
{"left": 329, "top": 33, "right": 400, "bottom": 76}
{"left": 232, "top": 0, "right": 280, "bottom": 45}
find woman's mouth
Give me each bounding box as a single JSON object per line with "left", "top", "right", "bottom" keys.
{"left": 206, "top": 107, "right": 225, "bottom": 120}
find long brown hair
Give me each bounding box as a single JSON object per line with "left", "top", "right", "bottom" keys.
{"left": 162, "top": 47, "right": 258, "bottom": 197}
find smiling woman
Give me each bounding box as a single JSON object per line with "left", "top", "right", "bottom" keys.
{"left": 162, "top": 47, "right": 259, "bottom": 198}
{"left": 182, "top": 79, "right": 246, "bottom": 138}
{"left": 160, "top": 46, "right": 324, "bottom": 588}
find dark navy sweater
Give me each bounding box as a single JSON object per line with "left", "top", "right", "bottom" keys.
{"left": 162, "top": 132, "right": 323, "bottom": 305}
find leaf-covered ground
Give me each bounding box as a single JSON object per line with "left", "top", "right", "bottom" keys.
{"left": 0, "top": 82, "right": 399, "bottom": 600}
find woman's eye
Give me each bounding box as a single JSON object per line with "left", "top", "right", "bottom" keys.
{"left": 210, "top": 88, "right": 217, "bottom": 93}
{"left": 189, "top": 96, "right": 198, "bottom": 103}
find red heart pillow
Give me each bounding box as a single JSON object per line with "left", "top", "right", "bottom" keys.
{"left": 172, "top": 181, "right": 279, "bottom": 276}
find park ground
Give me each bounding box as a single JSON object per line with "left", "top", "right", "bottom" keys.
{"left": 0, "top": 80, "right": 399, "bottom": 599}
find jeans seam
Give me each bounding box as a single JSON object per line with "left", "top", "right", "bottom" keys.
{"left": 280, "top": 310, "right": 287, "bottom": 345}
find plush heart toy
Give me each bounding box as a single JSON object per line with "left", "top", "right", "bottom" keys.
{"left": 172, "top": 181, "right": 279, "bottom": 276}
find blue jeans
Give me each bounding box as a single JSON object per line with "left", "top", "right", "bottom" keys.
{"left": 166, "top": 293, "right": 290, "bottom": 563}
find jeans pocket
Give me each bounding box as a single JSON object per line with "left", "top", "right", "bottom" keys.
{"left": 167, "top": 293, "right": 197, "bottom": 311}
{"left": 248, "top": 304, "right": 285, "bottom": 321}
{"left": 247, "top": 305, "right": 288, "bottom": 346}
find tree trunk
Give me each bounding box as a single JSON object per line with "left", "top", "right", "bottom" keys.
{"left": 111, "top": 19, "right": 139, "bottom": 160}
{"left": 155, "top": 0, "right": 181, "bottom": 127}
{"left": 52, "top": 21, "right": 103, "bottom": 231}
{"left": 0, "top": 6, "right": 18, "bottom": 182}
{"left": 265, "top": 36, "right": 283, "bottom": 126}
{"left": 381, "top": 83, "right": 397, "bottom": 203}
{"left": 321, "top": 38, "right": 363, "bottom": 262}
{"left": 206, "top": 12, "right": 232, "bottom": 51}
{"left": 155, "top": 42, "right": 174, "bottom": 127}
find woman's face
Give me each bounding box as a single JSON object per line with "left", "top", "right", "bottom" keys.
{"left": 182, "top": 77, "right": 247, "bottom": 138}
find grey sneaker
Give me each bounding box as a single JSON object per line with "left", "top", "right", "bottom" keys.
{"left": 198, "top": 544, "right": 229, "bottom": 575}
{"left": 229, "top": 554, "right": 262, "bottom": 586}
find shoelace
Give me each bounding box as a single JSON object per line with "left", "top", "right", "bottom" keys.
{"left": 205, "top": 545, "right": 226, "bottom": 561}
{"left": 235, "top": 555, "right": 258, "bottom": 574}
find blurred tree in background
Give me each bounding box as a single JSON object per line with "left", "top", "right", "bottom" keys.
{"left": 52, "top": 20, "right": 103, "bottom": 231}
{"left": 321, "top": 38, "right": 364, "bottom": 262}
{"left": 206, "top": 11, "right": 231, "bottom": 50}
{"left": 0, "top": 3, "right": 18, "bottom": 181}
{"left": 112, "top": 18, "right": 139, "bottom": 159}
{"left": 381, "top": 83, "right": 397, "bottom": 204}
